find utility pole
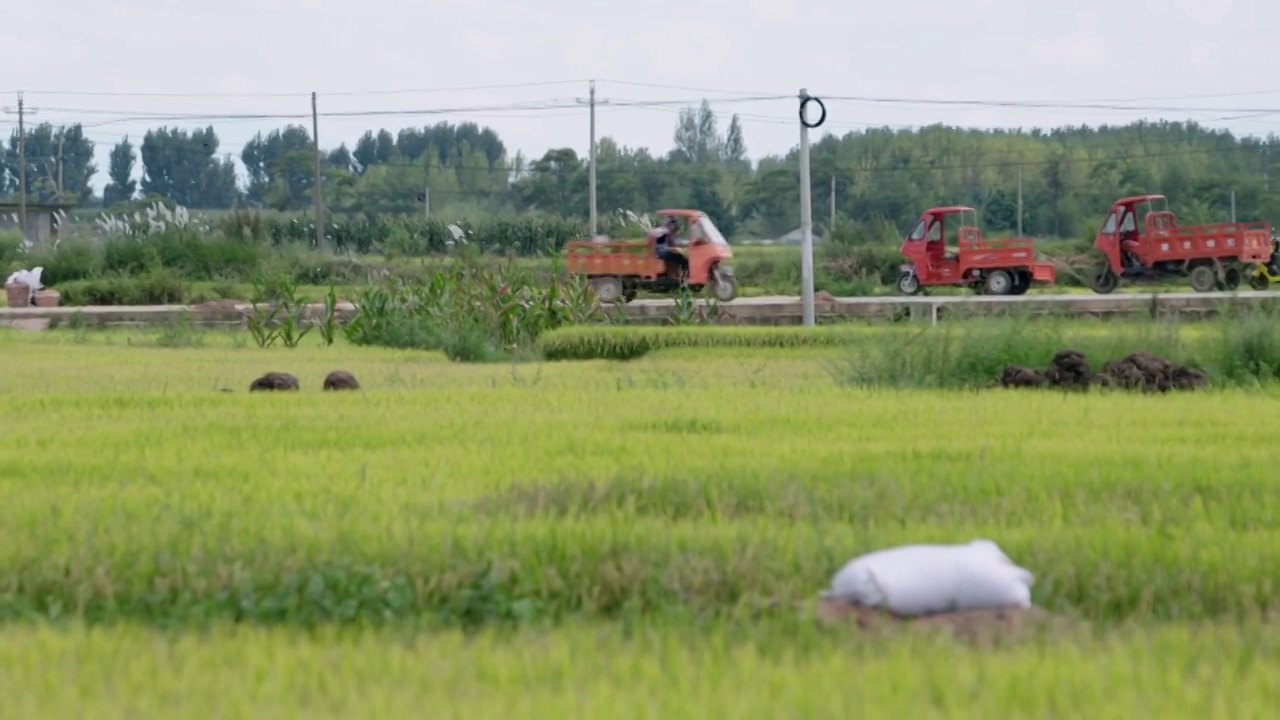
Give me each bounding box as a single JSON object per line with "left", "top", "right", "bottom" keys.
{"left": 829, "top": 175, "right": 836, "bottom": 236}
{"left": 423, "top": 187, "right": 430, "bottom": 219}
{"left": 311, "top": 91, "right": 325, "bottom": 251}
{"left": 797, "top": 88, "right": 821, "bottom": 326}
{"left": 3, "top": 92, "right": 36, "bottom": 238}
{"left": 1016, "top": 167, "right": 1023, "bottom": 236}
{"left": 576, "top": 80, "right": 609, "bottom": 236}
{"left": 1231, "top": 187, "right": 1237, "bottom": 222}
{"left": 56, "top": 134, "right": 64, "bottom": 199}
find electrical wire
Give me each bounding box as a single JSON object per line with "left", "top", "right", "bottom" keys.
{"left": 15, "top": 79, "right": 1280, "bottom": 107}
{"left": 3, "top": 79, "right": 596, "bottom": 99}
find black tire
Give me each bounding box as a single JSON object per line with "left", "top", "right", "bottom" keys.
{"left": 1250, "top": 272, "right": 1269, "bottom": 291}
{"left": 1089, "top": 265, "right": 1119, "bottom": 294}
{"left": 1221, "top": 266, "right": 1241, "bottom": 292}
{"left": 1010, "top": 270, "right": 1031, "bottom": 295}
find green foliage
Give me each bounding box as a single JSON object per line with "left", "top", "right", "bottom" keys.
{"left": 101, "top": 231, "right": 260, "bottom": 280}
{"left": 243, "top": 276, "right": 326, "bottom": 349}
{"left": 1210, "top": 306, "right": 1280, "bottom": 385}
{"left": 216, "top": 211, "right": 586, "bottom": 256}
{"left": 0, "top": 229, "right": 23, "bottom": 272}
{"left": 56, "top": 269, "right": 187, "bottom": 306}
{"left": 342, "top": 255, "right": 603, "bottom": 362}
{"left": 0, "top": 122, "right": 96, "bottom": 203}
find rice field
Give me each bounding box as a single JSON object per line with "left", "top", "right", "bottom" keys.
{"left": 2, "top": 325, "right": 1280, "bottom": 718}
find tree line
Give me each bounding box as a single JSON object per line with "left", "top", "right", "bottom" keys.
{"left": 4, "top": 101, "right": 1280, "bottom": 241}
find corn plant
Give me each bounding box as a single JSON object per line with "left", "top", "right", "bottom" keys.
{"left": 341, "top": 254, "right": 605, "bottom": 361}
{"left": 318, "top": 286, "right": 340, "bottom": 347}
{"left": 246, "top": 303, "right": 282, "bottom": 348}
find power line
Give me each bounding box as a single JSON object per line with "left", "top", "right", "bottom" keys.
{"left": 21, "top": 79, "right": 1280, "bottom": 106}
{"left": 16, "top": 95, "right": 790, "bottom": 127}
{"left": 822, "top": 94, "right": 1280, "bottom": 114}
{"left": 6, "top": 79, "right": 595, "bottom": 98}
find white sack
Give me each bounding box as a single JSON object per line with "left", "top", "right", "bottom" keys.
{"left": 4, "top": 266, "right": 43, "bottom": 291}
{"left": 823, "top": 539, "right": 1034, "bottom": 616}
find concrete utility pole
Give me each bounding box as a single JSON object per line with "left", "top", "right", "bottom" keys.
{"left": 797, "top": 89, "right": 826, "bottom": 327}
{"left": 576, "top": 80, "right": 609, "bottom": 236}
{"left": 311, "top": 91, "right": 325, "bottom": 251}
{"left": 3, "top": 92, "right": 36, "bottom": 238}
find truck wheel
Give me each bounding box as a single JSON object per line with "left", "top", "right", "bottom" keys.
{"left": 896, "top": 271, "right": 922, "bottom": 295}
{"left": 1189, "top": 265, "right": 1217, "bottom": 293}
{"left": 984, "top": 270, "right": 1013, "bottom": 295}
{"left": 1089, "top": 265, "right": 1119, "bottom": 294}
{"left": 1250, "top": 271, "right": 1270, "bottom": 291}
{"left": 711, "top": 274, "right": 736, "bottom": 302}
{"left": 1220, "top": 266, "right": 1241, "bottom": 291}
{"left": 1010, "top": 270, "right": 1031, "bottom": 295}
{"left": 589, "top": 276, "right": 623, "bottom": 303}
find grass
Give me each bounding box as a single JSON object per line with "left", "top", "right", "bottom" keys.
{"left": 2, "top": 323, "right": 1280, "bottom": 715}
{"left": 5, "top": 621, "right": 1280, "bottom": 718}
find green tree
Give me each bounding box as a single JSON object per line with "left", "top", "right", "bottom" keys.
{"left": 1, "top": 123, "right": 96, "bottom": 203}
{"left": 139, "top": 126, "right": 240, "bottom": 208}
{"left": 102, "top": 137, "right": 137, "bottom": 208}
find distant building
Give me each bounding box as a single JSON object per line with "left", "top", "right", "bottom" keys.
{"left": 0, "top": 202, "right": 77, "bottom": 246}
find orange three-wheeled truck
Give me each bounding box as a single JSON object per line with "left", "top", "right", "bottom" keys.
{"left": 1087, "top": 193, "right": 1272, "bottom": 293}
{"left": 564, "top": 209, "right": 736, "bottom": 303}
{"left": 896, "top": 205, "right": 1057, "bottom": 295}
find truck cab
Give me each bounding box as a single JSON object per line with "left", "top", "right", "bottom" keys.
{"left": 897, "top": 205, "right": 1054, "bottom": 295}
{"left": 1093, "top": 194, "right": 1171, "bottom": 272}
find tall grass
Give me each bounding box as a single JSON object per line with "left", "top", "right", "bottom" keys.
{"left": 538, "top": 325, "right": 864, "bottom": 361}
{"left": 846, "top": 315, "right": 1184, "bottom": 388}
{"left": 536, "top": 311, "right": 1280, "bottom": 389}
{"left": 5, "top": 621, "right": 1279, "bottom": 718}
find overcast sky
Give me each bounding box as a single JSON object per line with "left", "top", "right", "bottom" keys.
{"left": 7, "top": 0, "right": 1280, "bottom": 194}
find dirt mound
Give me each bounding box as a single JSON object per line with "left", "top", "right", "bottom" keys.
{"left": 1001, "top": 350, "right": 1206, "bottom": 393}
{"left": 323, "top": 370, "right": 360, "bottom": 391}
{"left": 1043, "top": 349, "right": 1092, "bottom": 389}
{"left": 814, "top": 598, "right": 1058, "bottom": 642}
{"left": 249, "top": 372, "right": 300, "bottom": 392}
{"left": 1096, "top": 351, "right": 1208, "bottom": 392}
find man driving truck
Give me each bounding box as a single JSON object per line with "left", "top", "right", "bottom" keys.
{"left": 652, "top": 215, "right": 689, "bottom": 280}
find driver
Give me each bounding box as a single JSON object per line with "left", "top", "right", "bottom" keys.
{"left": 1269, "top": 236, "right": 1280, "bottom": 275}
{"left": 654, "top": 215, "right": 689, "bottom": 279}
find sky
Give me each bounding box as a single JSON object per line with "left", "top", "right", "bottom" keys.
{"left": 7, "top": 0, "right": 1280, "bottom": 195}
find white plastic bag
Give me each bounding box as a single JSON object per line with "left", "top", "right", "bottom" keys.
{"left": 823, "top": 539, "right": 1034, "bottom": 616}
{"left": 5, "top": 266, "right": 43, "bottom": 291}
